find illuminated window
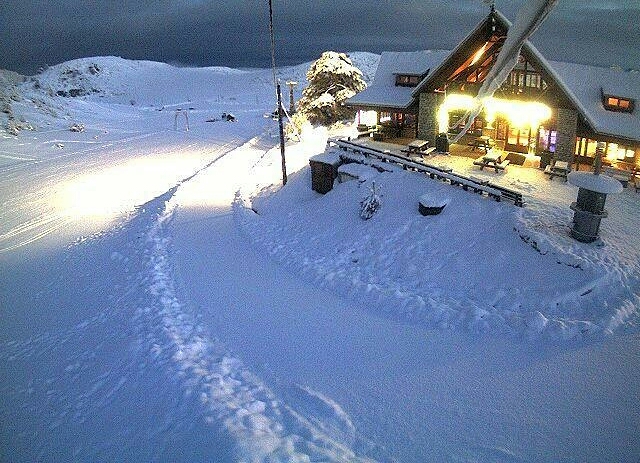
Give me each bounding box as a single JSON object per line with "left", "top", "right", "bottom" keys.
{"left": 576, "top": 137, "right": 637, "bottom": 163}
{"left": 540, "top": 127, "right": 557, "bottom": 152}
{"left": 603, "top": 94, "right": 635, "bottom": 113}
{"left": 507, "top": 71, "right": 544, "bottom": 91}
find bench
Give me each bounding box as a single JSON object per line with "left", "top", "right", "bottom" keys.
{"left": 421, "top": 146, "right": 436, "bottom": 156}
{"left": 468, "top": 136, "right": 495, "bottom": 152}
{"left": 463, "top": 176, "right": 489, "bottom": 193}
{"left": 356, "top": 128, "right": 377, "bottom": 138}
{"left": 403, "top": 146, "right": 436, "bottom": 161}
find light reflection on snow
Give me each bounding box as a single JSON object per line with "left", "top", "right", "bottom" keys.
{"left": 59, "top": 155, "right": 203, "bottom": 218}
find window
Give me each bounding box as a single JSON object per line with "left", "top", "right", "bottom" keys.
{"left": 603, "top": 94, "right": 635, "bottom": 113}
{"left": 575, "top": 137, "right": 638, "bottom": 163}
{"left": 395, "top": 75, "right": 421, "bottom": 87}
{"left": 448, "top": 111, "right": 483, "bottom": 135}
{"left": 539, "top": 127, "right": 557, "bottom": 152}
{"left": 508, "top": 126, "right": 531, "bottom": 149}
{"left": 507, "top": 71, "right": 545, "bottom": 92}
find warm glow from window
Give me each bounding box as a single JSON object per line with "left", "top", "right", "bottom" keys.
{"left": 438, "top": 94, "right": 552, "bottom": 134}
{"left": 358, "top": 110, "right": 378, "bottom": 126}
{"left": 604, "top": 95, "right": 634, "bottom": 112}
{"left": 470, "top": 42, "right": 489, "bottom": 66}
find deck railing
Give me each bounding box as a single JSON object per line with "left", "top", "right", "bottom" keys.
{"left": 332, "top": 138, "right": 524, "bottom": 207}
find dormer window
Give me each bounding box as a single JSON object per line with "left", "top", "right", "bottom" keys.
{"left": 395, "top": 74, "right": 421, "bottom": 87}
{"left": 603, "top": 93, "right": 635, "bottom": 113}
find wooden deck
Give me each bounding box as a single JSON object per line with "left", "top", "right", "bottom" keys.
{"left": 333, "top": 138, "right": 525, "bottom": 207}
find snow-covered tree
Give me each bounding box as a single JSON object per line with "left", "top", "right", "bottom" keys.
{"left": 296, "top": 51, "right": 366, "bottom": 126}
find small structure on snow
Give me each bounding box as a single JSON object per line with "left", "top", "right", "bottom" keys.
{"left": 222, "top": 112, "right": 236, "bottom": 122}
{"left": 174, "top": 109, "right": 189, "bottom": 131}
{"left": 310, "top": 152, "right": 342, "bottom": 194}
{"left": 419, "top": 193, "right": 449, "bottom": 215}
{"left": 568, "top": 143, "right": 623, "bottom": 243}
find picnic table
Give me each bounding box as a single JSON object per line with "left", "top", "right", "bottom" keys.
{"left": 403, "top": 139, "right": 429, "bottom": 154}
{"left": 473, "top": 150, "right": 510, "bottom": 173}
{"left": 603, "top": 166, "right": 633, "bottom": 187}
{"left": 544, "top": 160, "right": 570, "bottom": 181}
{"left": 468, "top": 136, "right": 495, "bottom": 152}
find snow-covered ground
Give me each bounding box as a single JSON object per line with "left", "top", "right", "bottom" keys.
{"left": 1, "top": 54, "right": 639, "bottom": 462}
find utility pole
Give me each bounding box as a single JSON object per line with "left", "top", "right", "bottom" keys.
{"left": 268, "top": 0, "right": 287, "bottom": 185}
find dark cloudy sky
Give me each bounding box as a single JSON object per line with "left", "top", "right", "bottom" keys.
{"left": 1, "top": 0, "right": 639, "bottom": 75}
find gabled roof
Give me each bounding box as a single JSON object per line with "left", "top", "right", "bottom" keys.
{"left": 550, "top": 61, "right": 640, "bottom": 142}
{"left": 346, "top": 8, "right": 640, "bottom": 144}
{"left": 411, "top": 10, "right": 572, "bottom": 100}
{"left": 410, "top": 11, "right": 501, "bottom": 96}
{"left": 346, "top": 50, "right": 449, "bottom": 110}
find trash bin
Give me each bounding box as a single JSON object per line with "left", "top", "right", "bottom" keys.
{"left": 309, "top": 153, "right": 342, "bottom": 194}
{"left": 435, "top": 133, "right": 449, "bottom": 153}
{"left": 540, "top": 150, "right": 553, "bottom": 169}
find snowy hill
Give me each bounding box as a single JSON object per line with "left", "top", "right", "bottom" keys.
{"left": 1, "top": 53, "right": 379, "bottom": 138}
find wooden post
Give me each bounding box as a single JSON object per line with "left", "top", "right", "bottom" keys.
{"left": 277, "top": 82, "right": 287, "bottom": 185}
{"left": 269, "top": 0, "right": 287, "bottom": 186}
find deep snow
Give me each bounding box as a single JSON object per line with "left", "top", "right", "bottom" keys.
{"left": 1, "top": 54, "right": 639, "bottom": 462}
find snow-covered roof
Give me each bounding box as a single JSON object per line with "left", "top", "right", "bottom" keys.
{"left": 346, "top": 50, "right": 450, "bottom": 110}
{"left": 550, "top": 61, "right": 640, "bottom": 142}
{"left": 349, "top": 8, "right": 640, "bottom": 144}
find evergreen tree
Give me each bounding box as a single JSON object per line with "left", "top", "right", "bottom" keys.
{"left": 297, "top": 51, "right": 366, "bottom": 126}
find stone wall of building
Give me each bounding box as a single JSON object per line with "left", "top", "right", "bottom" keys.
{"left": 555, "top": 108, "right": 578, "bottom": 163}
{"left": 418, "top": 92, "right": 444, "bottom": 144}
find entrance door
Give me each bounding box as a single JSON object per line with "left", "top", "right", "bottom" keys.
{"left": 507, "top": 126, "right": 531, "bottom": 153}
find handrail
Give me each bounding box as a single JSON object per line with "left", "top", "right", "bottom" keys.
{"left": 333, "top": 138, "right": 524, "bottom": 207}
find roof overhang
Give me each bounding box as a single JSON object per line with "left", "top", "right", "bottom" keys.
{"left": 410, "top": 9, "right": 600, "bottom": 135}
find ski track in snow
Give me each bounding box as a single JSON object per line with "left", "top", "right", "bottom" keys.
{"left": 146, "top": 204, "right": 371, "bottom": 462}
{"left": 1, "top": 134, "right": 373, "bottom": 462}
{"left": 140, "top": 136, "right": 375, "bottom": 462}
{"left": 0, "top": 55, "right": 382, "bottom": 462}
